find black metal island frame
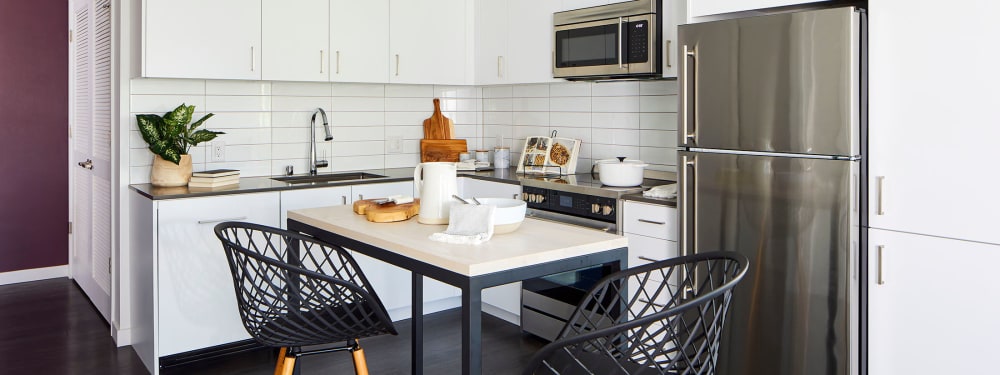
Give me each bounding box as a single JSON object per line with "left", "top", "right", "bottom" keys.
{"left": 287, "top": 205, "right": 628, "bottom": 375}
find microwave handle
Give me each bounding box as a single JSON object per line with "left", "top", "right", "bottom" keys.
{"left": 618, "top": 17, "right": 624, "bottom": 70}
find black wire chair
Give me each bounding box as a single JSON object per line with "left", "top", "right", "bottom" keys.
{"left": 214, "top": 222, "right": 397, "bottom": 375}
{"left": 523, "top": 251, "right": 749, "bottom": 375}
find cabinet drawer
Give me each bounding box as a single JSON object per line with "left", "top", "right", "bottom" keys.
{"left": 626, "top": 233, "right": 679, "bottom": 268}
{"left": 623, "top": 201, "right": 678, "bottom": 240}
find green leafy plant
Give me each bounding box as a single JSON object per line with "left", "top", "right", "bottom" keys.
{"left": 136, "top": 103, "right": 223, "bottom": 165}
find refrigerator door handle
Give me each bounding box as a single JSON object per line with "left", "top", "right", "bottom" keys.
{"left": 682, "top": 45, "right": 697, "bottom": 145}
{"left": 680, "top": 154, "right": 697, "bottom": 298}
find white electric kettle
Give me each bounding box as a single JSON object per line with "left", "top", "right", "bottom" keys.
{"left": 414, "top": 162, "right": 457, "bottom": 224}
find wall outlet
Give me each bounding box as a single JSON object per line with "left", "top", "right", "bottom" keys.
{"left": 212, "top": 141, "right": 225, "bottom": 161}
{"left": 387, "top": 136, "right": 403, "bottom": 153}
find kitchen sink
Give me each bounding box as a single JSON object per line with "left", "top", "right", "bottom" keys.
{"left": 272, "top": 172, "right": 387, "bottom": 184}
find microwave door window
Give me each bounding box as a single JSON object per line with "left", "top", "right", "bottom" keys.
{"left": 556, "top": 24, "right": 618, "bottom": 68}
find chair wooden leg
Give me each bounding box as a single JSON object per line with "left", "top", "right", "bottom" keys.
{"left": 273, "top": 347, "right": 287, "bottom": 375}
{"left": 280, "top": 355, "right": 297, "bottom": 375}
{"left": 352, "top": 339, "right": 369, "bottom": 375}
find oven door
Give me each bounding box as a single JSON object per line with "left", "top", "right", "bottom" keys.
{"left": 553, "top": 14, "right": 657, "bottom": 79}
{"left": 526, "top": 208, "right": 618, "bottom": 234}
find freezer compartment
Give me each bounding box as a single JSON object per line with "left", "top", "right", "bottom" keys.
{"left": 678, "top": 150, "right": 860, "bottom": 375}
{"left": 678, "top": 6, "right": 863, "bottom": 157}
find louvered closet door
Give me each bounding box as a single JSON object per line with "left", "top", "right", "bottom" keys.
{"left": 71, "top": 0, "right": 112, "bottom": 322}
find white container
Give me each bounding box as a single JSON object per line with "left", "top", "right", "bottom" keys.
{"left": 414, "top": 162, "right": 458, "bottom": 224}
{"left": 475, "top": 198, "right": 526, "bottom": 234}
{"left": 594, "top": 158, "right": 649, "bottom": 187}
{"left": 493, "top": 147, "right": 510, "bottom": 168}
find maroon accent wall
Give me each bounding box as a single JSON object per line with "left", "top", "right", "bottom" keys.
{"left": 0, "top": 1, "right": 69, "bottom": 273}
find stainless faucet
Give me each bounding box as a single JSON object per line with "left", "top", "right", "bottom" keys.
{"left": 310, "top": 108, "right": 333, "bottom": 175}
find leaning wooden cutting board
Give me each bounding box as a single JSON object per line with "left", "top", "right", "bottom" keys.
{"left": 420, "top": 139, "right": 467, "bottom": 162}
{"left": 353, "top": 199, "right": 420, "bottom": 222}
{"left": 422, "top": 98, "right": 454, "bottom": 139}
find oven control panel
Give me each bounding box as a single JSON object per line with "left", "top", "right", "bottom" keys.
{"left": 522, "top": 186, "right": 617, "bottom": 223}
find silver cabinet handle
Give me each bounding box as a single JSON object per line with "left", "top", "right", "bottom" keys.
{"left": 342, "top": 195, "right": 347, "bottom": 205}
{"left": 617, "top": 17, "right": 625, "bottom": 69}
{"left": 877, "top": 245, "right": 886, "bottom": 285}
{"left": 682, "top": 45, "right": 697, "bottom": 144}
{"left": 336, "top": 50, "right": 340, "bottom": 74}
{"left": 198, "top": 216, "right": 248, "bottom": 225}
{"left": 876, "top": 176, "right": 886, "bottom": 215}
{"left": 637, "top": 256, "right": 659, "bottom": 263}
{"left": 319, "top": 50, "right": 324, "bottom": 73}
{"left": 395, "top": 54, "right": 400, "bottom": 76}
{"left": 250, "top": 46, "right": 255, "bottom": 71}
{"left": 637, "top": 218, "right": 666, "bottom": 225}
{"left": 498, "top": 56, "right": 503, "bottom": 78}
{"left": 358, "top": 194, "right": 364, "bottom": 200}
{"left": 665, "top": 39, "right": 671, "bottom": 68}
{"left": 77, "top": 159, "right": 93, "bottom": 170}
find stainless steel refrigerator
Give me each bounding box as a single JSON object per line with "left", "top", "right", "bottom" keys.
{"left": 677, "top": 6, "right": 865, "bottom": 375}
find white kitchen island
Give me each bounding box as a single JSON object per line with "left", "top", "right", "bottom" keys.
{"left": 287, "top": 205, "right": 628, "bottom": 375}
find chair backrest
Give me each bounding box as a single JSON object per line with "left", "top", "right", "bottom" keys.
{"left": 524, "top": 251, "right": 749, "bottom": 375}
{"left": 215, "top": 222, "right": 397, "bottom": 347}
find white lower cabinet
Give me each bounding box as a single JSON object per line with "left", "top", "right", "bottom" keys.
{"left": 868, "top": 229, "right": 1000, "bottom": 375}
{"left": 279, "top": 186, "right": 351, "bottom": 228}
{"left": 458, "top": 178, "right": 523, "bottom": 323}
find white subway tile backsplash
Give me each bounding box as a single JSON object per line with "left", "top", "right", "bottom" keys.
{"left": 206, "top": 80, "right": 272, "bottom": 96}
{"left": 131, "top": 78, "right": 204, "bottom": 95}
{"left": 592, "top": 81, "right": 639, "bottom": 97}
{"left": 270, "top": 81, "right": 331, "bottom": 97}
{"left": 206, "top": 95, "right": 271, "bottom": 112}
{"left": 129, "top": 79, "right": 679, "bottom": 180}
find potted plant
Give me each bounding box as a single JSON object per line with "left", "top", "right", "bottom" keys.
{"left": 136, "top": 104, "right": 223, "bottom": 187}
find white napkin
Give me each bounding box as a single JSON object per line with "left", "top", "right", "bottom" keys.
{"left": 429, "top": 204, "right": 496, "bottom": 245}
{"left": 457, "top": 160, "right": 478, "bottom": 171}
{"left": 643, "top": 184, "right": 678, "bottom": 199}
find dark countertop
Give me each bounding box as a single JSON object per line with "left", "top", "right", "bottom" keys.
{"left": 622, "top": 193, "right": 677, "bottom": 208}
{"left": 129, "top": 167, "right": 524, "bottom": 200}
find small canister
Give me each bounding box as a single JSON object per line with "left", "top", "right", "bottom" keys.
{"left": 459, "top": 152, "right": 471, "bottom": 162}
{"left": 475, "top": 149, "right": 490, "bottom": 164}
{"left": 493, "top": 146, "right": 510, "bottom": 168}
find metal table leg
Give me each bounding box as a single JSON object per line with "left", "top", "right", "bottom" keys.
{"left": 412, "top": 272, "right": 424, "bottom": 375}
{"left": 462, "top": 279, "right": 483, "bottom": 375}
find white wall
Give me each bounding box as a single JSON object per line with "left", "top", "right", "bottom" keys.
{"left": 128, "top": 79, "right": 678, "bottom": 183}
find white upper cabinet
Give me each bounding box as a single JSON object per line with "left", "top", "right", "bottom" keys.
{"left": 330, "top": 0, "right": 390, "bottom": 83}
{"left": 687, "top": 0, "right": 831, "bottom": 18}
{"left": 868, "top": 0, "right": 1000, "bottom": 245}
{"left": 475, "top": 0, "right": 508, "bottom": 85}
{"left": 476, "top": 0, "right": 560, "bottom": 85}
{"left": 143, "top": 0, "right": 262, "bottom": 80}
{"left": 261, "top": 0, "right": 329, "bottom": 82}
{"left": 389, "top": 0, "right": 470, "bottom": 85}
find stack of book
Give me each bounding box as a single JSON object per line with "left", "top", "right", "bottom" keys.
{"left": 188, "top": 169, "right": 240, "bottom": 189}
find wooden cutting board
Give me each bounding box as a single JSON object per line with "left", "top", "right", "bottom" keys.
{"left": 422, "top": 98, "right": 454, "bottom": 139}
{"left": 420, "top": 139, "right": 467, "bottom": 162}
{"left": 353, "top": 198, "right": 420, "bottom": 222}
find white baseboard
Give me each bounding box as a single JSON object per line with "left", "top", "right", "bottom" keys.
{"left": 112, "top": 322, "right": 132, "bottom": 347}
{"left": 0, "top": 265, "right": 68, "bottom": 286}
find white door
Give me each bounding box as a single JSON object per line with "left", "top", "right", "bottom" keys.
{"left": 506, "top": 0, "right": 560, "bottom": 84}
{"left": 868, "top": 229, "right": 1000, "bottom": 374}
{"left": 389, "top": 0, "right": 469, "bottom": 85}
{"left": 70, "top": 0, "right": 113, "bottom": 322}
{"left": 330, "top": 0, "right": 389, "bottom": 83}
{"left": 475, "top": 0, "right": 508, "bottom": 85}
{"left": 262, "top": 0, "right": 329, "bottom": 82}
{"left": 143, "top": 0, "right": 262, "bottom": 79}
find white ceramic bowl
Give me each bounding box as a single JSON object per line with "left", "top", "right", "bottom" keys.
{"left": 594, "top": 158, "right": 648, "bottom": 187}
{"left": 476, "top": 198, "right": 527, "bottom": 234}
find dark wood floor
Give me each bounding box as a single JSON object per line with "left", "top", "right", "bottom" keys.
{"left": 0, "top": 278, "right": 547, "bottom": 374}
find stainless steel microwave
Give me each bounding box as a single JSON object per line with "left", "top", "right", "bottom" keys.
{"left": 553, "top": 0, "right": 662, "bottom": 80}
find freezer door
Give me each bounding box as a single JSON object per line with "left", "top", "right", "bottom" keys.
{"left": 678, "top": 151, "right": 859, "bottom": 375}
{"left": 678, "top": 7, "right": 862, "bottom": 157}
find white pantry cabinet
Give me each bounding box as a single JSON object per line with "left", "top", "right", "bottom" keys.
{"left": 330, "top": 0, "right": 390, "bottom": 83}
{"left": 475, "top": 0, "right": 560, "bottom": 85}
{"left": 457, "top": 178, "right": 523, "bottom": 322}
{"left": 261, "top": 0, "right": 329, "bottom": 82}
{"left": 867, "top": 0, "right": 1000, "bottom": 245}
{"left": 143, "top": 0, "right": 262, "bottom": 80}
{"left": 868, "top": 229, "right": 1000, "bottom": 375}
{"left": 389, "top": 0, "right": 470, "bottom": 85}
{"left": 687, "top": 0, "right": 830, "bottom": 18}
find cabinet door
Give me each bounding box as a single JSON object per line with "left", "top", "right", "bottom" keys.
{"left": 687, "top": 0, "right": 831, "bottom": 18}
{"left": 262, "top": 0, "right": 329, "bottom": 82}
{"left": 475, "top": 0, "right": 508, "bottom": 85}
{"left": 661, "top": 0, "right": 685, "bottom": 78}
{"left": 144, "top": 0, "right": 262, "bottom": 80}
{"left": 868, "top": 229, "right": 1000, "bottom": 375}
{"left": 389, "top": 0, "right": 469, "bottom": 85}
{"left": 868, "top": 0, "right": 1000, "bottom": 245}
{"left": 279, "top": 186, "right": 351, "bottom": 228}
{"left": 156, "top": 193, "right": 279, "bottom": 356}
{"left": 506, "top": 0, "right": 560, "bottom": 84}
{"left": 331, "top": 0, "right": 389, "bottom": 83}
